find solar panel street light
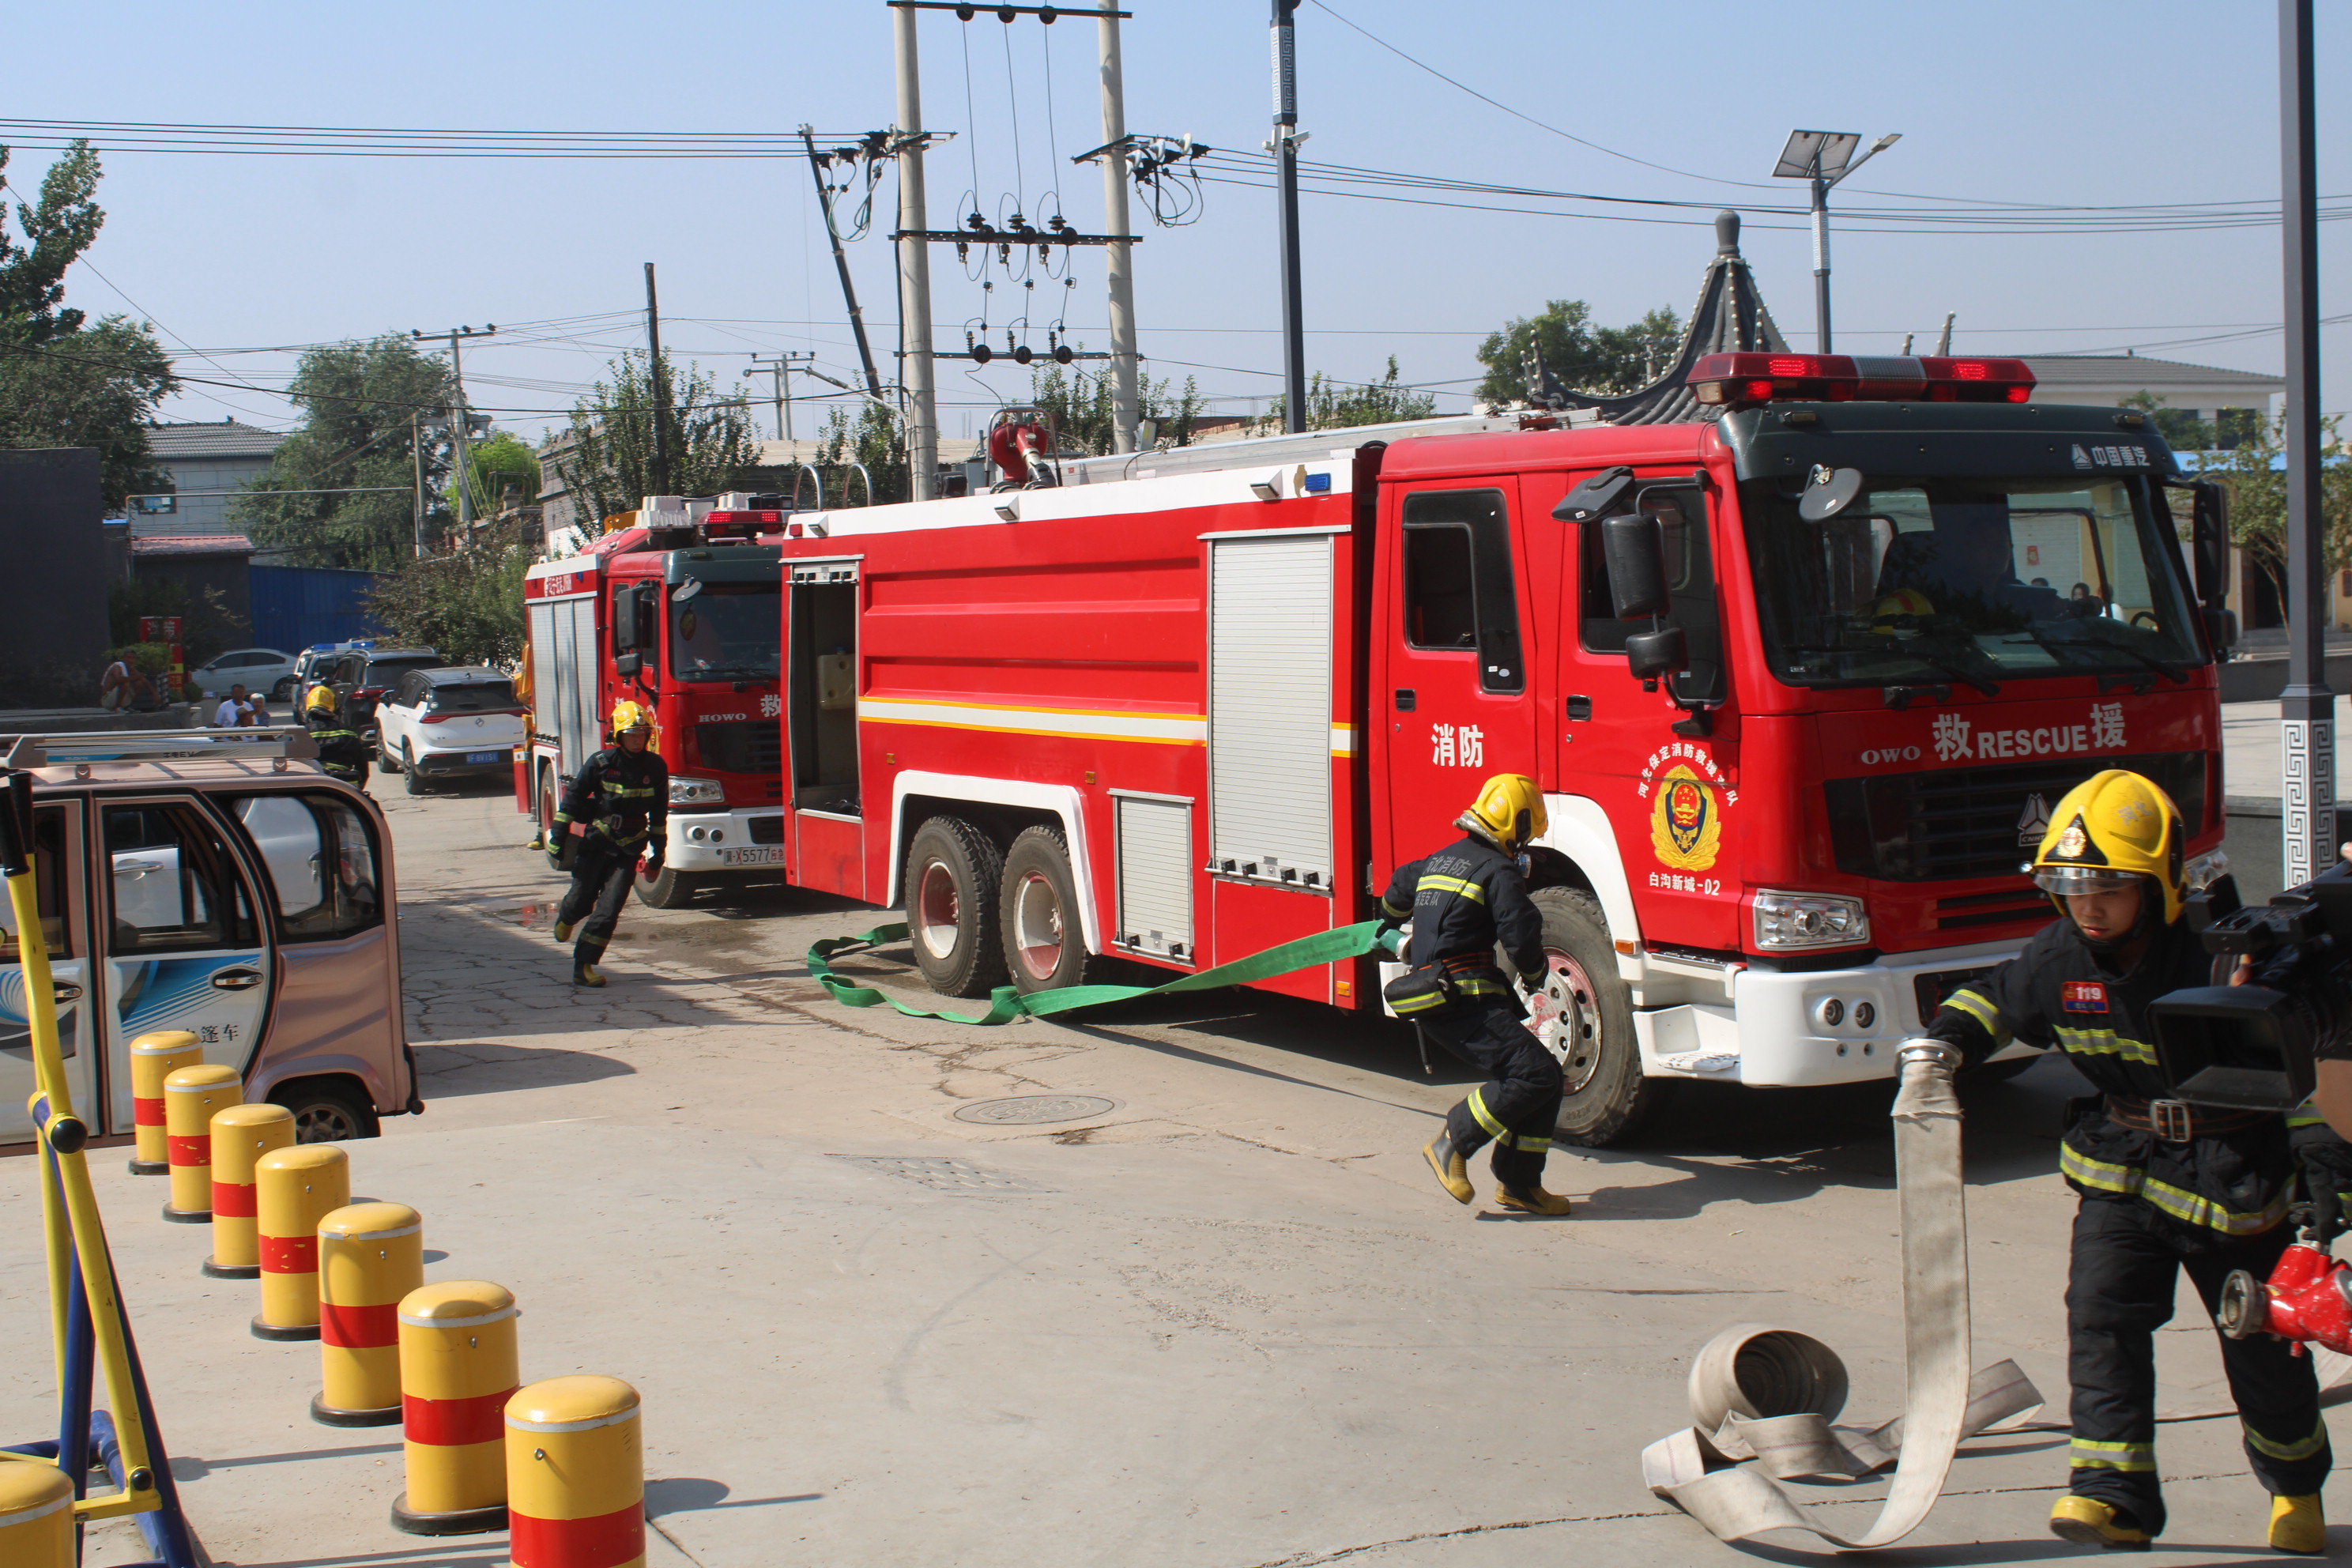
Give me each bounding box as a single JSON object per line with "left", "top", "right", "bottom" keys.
{"left": 1772, "top": 130, "right": 1901, "bottom": 352}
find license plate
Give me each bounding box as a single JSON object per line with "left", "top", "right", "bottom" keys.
{"left": 719, "top": 846, "right": 786, "bottom": 867}
{"left": 465, "top": 751, "right": 503, "bottom": 764}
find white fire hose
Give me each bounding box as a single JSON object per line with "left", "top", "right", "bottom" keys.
{"left": 1640, "top": 1042, "right": 2046, "bottom": 1547}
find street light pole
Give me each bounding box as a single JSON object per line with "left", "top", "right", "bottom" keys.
{"left": 2278, "top": 0, "right": 2334, "bottom": 886}
{"left": 1272, "top": 0, "right": 1307, "bottom": 433}
{"left": 1809, "top": 167, "right": 1832, "bottom": 355}
{"left": 1772, "top": 130, "right": 1899, "bottom": 355}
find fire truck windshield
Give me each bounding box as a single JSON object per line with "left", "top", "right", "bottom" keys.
{"left": 667, "top": 583, "right": 782, "bottom": 683}
{"left": 1740, "top": 473, "right": 2205, "bottom": 690}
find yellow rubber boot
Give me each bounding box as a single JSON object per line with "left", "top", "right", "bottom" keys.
{"left": 1423, "top": 1134, "right": 1472, "bottom": 1204}
{"left": 573, "top": 963, "right": 605, "bottom": 988}
{"left": 2269, "top": 1493, "right": 2324, "bottom": 1555}
{"left": 553, "top": 919, "right": 574, "bottom": 943}
{"left": 2048, "top": 1495, "right": 2152, "bottom": 1551}
{"left": 1494, "top": 1185, "right": 1573, "bottom": 1216}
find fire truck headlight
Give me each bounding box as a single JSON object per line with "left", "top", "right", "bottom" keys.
{"left": 1752, "top": 890, "right": 1871, "bottom": 951}
{"left": 669, "top": 776, "right": 726, "bottom": 807}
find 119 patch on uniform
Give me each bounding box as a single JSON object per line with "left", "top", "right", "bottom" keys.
{"left": 2062, "top": 981, "right": 2109, "bottom": 1015}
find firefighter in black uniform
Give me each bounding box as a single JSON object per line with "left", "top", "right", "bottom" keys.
{"left": 1910, "top": 768, "right": 2335, "bottom": 1553}
{"left": 1382, "top": 773, "right": 1572, "bottom": 1217}
{"left": 550, "top": 700, "right": 669, "bottom": 988}
{"left": 302, "top": 684, "right": 369, "bottom": 788}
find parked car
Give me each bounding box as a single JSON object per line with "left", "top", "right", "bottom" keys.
{"left": 289, "top": 641, "right": 375, "bottom": 703}
{"left": 374, "top": 668, "right": 526, "bottom": 794}
{"left": 328, "top": 647, "right": 443, "bottom": 735}
{"left": 0, "top": 726, "right": 420, "bottom": 1150}
{"left": 189, "top": 647, "right": 300, "bottom": 703}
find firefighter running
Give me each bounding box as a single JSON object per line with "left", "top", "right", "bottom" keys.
{"left": 1911, "top": 768, "right": 2344, "bottom": 1554}
{"left": 1383, "top": 774, "right": 1572, "bottom": 1218}
{"left": 549, "top": 701, "right": 669, "bottom": 988}
{"left": 302, "top": 684, "right": 370, "bottom": 788}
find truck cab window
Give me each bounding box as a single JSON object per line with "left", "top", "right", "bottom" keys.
{"left": 1401, "top": 489, "right": 1525, "bottom": 693}
{"left": 1580, "top": 482, "right": 1725, "bottom": 706}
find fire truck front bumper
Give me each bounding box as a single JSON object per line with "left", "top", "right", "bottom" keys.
{"left": 1633, "top": 940, "right": 2032, "bottom": 1087}
{"left": 665, "top": 809, "right": 789, "bottom": 873}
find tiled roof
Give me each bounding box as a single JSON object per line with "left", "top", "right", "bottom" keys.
{"left": 130, "top": 533, "right": 255, "bottom": 556}
{"left": 2021, "top": 355, "right": 2284, "bottom": 390}
{"left": 146, "top": 420, "right": 288, "bottom": 460}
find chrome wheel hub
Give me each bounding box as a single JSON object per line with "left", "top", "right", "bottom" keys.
{"left": 1525, "top": 948, "right": 1604, "bottom": 1093}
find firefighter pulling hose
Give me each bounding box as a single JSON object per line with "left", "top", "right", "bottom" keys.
{"left": 548, "top": 702, "right": 669, "bottom": 987}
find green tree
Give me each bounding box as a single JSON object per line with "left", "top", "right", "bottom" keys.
{"left": 1474, "top": 300, "right": 1682, "bottom": 404}
{"left": 1259, "top": 356, "right": 1436, "bottom": 434}
{"left": 236, "top": 334, "right": 453, "bottom": 568}
{"left": 553, "top": 349, "right": 758, "bottom": 526}
{"left": 2203, "top": 412, "right": 2352, "bottom": 608}
{"left": 364, "top": 519, "right": 535, "bottom": 668}
{"left": 448, "top": 429, "right": 541, "bottom": 518}
{"left": 0, "top": 141, "right": 178, "bottom": 505}
{"left": 1025, "top": 360, "right": 1204, "bottom": 454}
{"left": 810, "top": 398, "right": 907, "bottom": 507}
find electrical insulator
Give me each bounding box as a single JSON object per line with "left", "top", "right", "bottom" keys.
{"left": 1053, "top": 345, "right": 1073, "bottom": 365}
{"left": 973, "top": 343, "right": 993, "bottom": 364}
{"left": 1014, "top": 345, "right": 1034, "bottom": 366}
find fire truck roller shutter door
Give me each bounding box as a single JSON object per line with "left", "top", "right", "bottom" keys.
{"left": 1114, "top": 793, "right": 1194, "bottom": 962}
{"left": 1207, "top": 534, "right": 1334, "bottom": 891}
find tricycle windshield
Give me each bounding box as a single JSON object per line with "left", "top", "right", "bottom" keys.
{"left": 1740, "top": 473, "right": 2205, "bottom": 689}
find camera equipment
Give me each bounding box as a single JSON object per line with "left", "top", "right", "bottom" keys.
{"left": 2147, "top": 865, "right": 2352, "bottom": 1112}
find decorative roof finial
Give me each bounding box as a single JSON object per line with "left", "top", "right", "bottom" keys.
{"left": 1715, "top": 209, "right": 1742, "bottom": 257}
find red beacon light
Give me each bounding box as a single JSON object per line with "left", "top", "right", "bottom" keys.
{"left": 1689, "top": 352, "right": 2034, "bottom": 408}
{"left": 699, "top": 509, "right": 786, "bottom": 541}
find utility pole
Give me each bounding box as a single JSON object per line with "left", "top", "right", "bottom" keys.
{"left": 801, "top": 126, "right": 886, "bottom": 398}
{"left": 893, "top": 6, "right": 940, "bottom": 501}
{"left": 748, "top": 352, "right": 815, "bottom": 443}
{"left": 2278, "top": 0, "right": 2333, "bottom": 885}
{"left": 1934, "top": 311, "right": 1955, "bottom": 356}
{"left": 409, "top": 322, "right": 495, "bottom": 540}
{"left": 1770, "top": 130, "right": 1899, "bottom": 353}
{"left": 410, "top": 412, "right": 425, "bottom": 559}
{"left": 1271, "top": 0, "right": 1306, "bottom": 433}
{"left": 644, "top": 263, "right": 673, "bottom": 499}
{"left": 1097, "top": 0, "right": 1140, "bottom": 453}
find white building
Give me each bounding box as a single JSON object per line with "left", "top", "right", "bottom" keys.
{"left": 132, "top": 420, "right": 287, "bottom": 539}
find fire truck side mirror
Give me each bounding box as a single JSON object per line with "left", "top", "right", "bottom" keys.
{"left": 611, "top": 586, "right": 641, "bottom": 654}
{"left": 1625, "top": 625, "right": 1689, "bottom": 684}
{"left": 2191, "top": 480, "right": 2230, "bottom": 607}
{"left": 1796, "top": 466, "right": 1865, "bottom": 522}
{"left": 1600, "top": 514, "right": 1672, "bottom": 620}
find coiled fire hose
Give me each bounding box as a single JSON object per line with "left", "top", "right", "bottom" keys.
{"left": 1640, "top": 1049, "right": 2047, "bottom": 1548}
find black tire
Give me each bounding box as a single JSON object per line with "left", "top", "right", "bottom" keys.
{"left": 271, "top": 677, "right": 296, "bottom": 700}
{"left": 378, "top": 739, "right": 401, "bottom": 774}
{"left": 269, "top": 1079, "right": 379, "bottom": 1143}
{"left": 635, "top": 862, "right": 703, "bottom": 910}
{"left": 904, "top": 816, "right": 1007, "bottom": 997}
{"left": 401, "top": 741, "right": 428, "bottom": 796}
{"left": 1522, "top": 885, "right": 1663, "bottom": 1148}
{"left": 998, "top": 825, "right": 1099, "bottom": 994}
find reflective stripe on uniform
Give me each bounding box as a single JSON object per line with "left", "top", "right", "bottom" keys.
{"left": 2245, "top": 1416, "right": 2331, "bottom": 1463}
{"left": 2070, "top": 1438, "right": 2157, "bottom": 1472}
{"left": 1381, "top": 896, "right": 1411, "bottom": 918}
{"left": 1389, "top": 987, "right": 1450, "bottom": 1015}
{"left": 1418, "top": 874, "right": 1486, "bottom": 904}
{"left": 1943, "top": 989, "right": 2010, "bottom": 1047}
{"left": 2288, "top": 1095, "right": 2328, "bottom": 1129}
{"left": 1467, "top": 1087, "right": 1508, "bottom": 1140}
{"left": 2053, "top": 1024, "right": 2159, "bottom": 1067}
{"left": 1453, "top": 978, "right": 1510, "bottom": 997}
{"left": 1496, "top": 1130, "right": 1551, "bottom": 1153}
{"left": 2059, "top": 1144, "right": 2290, "bottom": 1235}
{"left": 602, "top": 782, "right": 659, "bottom": 799}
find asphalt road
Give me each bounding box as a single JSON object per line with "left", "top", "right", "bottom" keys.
{"left": 12, "top": 779, "right": 2350, "bottom": 1566}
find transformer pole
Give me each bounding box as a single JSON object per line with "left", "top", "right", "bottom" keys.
{"left": 1272, "top": 0, "right": 1306, "bottom": 433}
{"left": 410, "top": 412, "right": 425, "bottom": 559}
{"left": 894, "top": 6, "right": 940, "bottom": 501}
{"left": 801, "top": 126, "right": 885, "bottom": 398}
{"left": 644, "top": 262, "right": 673, "bottom": 499}
{"left": 1097, "top": 0, "right": 1140, "bottom": 454}
{"left": 2278, "top": 0, "right": 2334, "bottom": 886}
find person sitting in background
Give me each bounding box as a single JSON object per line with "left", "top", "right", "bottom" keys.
{"left": 100, "top": 656, "right": 154, "bottom": 711}
{"left": 213, "top": 684, "right": 250, "bottom": 727}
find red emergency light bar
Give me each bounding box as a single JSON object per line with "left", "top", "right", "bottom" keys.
{"left": 701, "top": 509, "right": 786, "bottom": 538}
{"left": 1688, "top": 352, "right": 2034, "bottom": 409}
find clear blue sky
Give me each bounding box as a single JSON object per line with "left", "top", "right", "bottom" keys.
{"left": 8, "top": 0, "right": 2344, "bottom": 445}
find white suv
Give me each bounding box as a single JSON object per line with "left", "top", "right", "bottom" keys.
{"left": 373, "top": 667, "right": 526, "bottom": 795}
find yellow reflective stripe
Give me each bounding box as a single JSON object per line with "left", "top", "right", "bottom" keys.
{"left": 2245, "top": 1417, "right": 2330, "bottom": 1463}
{"left": 1498, "top": 1133, "right": 1551, "bottom": 1152}
{"left": 1453, "top": 979, "right": 1510, "bottom": 996}
{"left": 2059, "top": 1143, "right": 2139, "bottom": 1196}
{"left": 1943, "top": 989, "right": 2010, "bottom": 1047}
{"left": 552, "top": 812, "right": 573, "bottom": 824}
{"left": 2053, "top": 1024, "right": 2158, "bottom": 1067}
{"left": 1390, "top": 989, "right": 1449, "bottom": 1015}
{"left": 2287, "top": 1094, "right": 2328, "bottom": 1128}
{"left": 2059, "top": 1145, "right": 2290, "bottom": 1234}
{"left": 1467, "top": 1087, "right": 1509, "bottom": 1140}
{"left": 1418, "top": 874, "right": 1486, "bottom": 904}
{"left": 1381, "top": 896, "right": 1412, "bottom": 918}
{"left": 603, "top": 785, "right": 658, "bottom": 799}
{"left": 2070, "top": 1438, "right": 2157, "bottom": 1472}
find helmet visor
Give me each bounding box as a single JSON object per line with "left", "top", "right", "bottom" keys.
{"left": 2034, "top": 866, "right": 2145, "bottom": 899}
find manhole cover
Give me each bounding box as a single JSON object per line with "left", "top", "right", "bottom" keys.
{"left": 829, "top": 1155, "right": 1048, "bottom": 1193}
{"left": 952, "top": 1095, "right": 1119, "bottom": 1126}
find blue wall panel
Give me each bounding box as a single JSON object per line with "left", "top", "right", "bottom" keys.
{"left": 248, "top": 566, "right": 386, "bottom": 653}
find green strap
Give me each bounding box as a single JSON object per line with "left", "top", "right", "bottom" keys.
{"left": 808, "top": 919, "right": 1402, "bottom": 1026}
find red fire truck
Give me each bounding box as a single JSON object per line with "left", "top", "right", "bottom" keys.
{"left": 520, "top": 496, "right": 792, "bottom": 906}
{"left": 749, "top": 353, "right": 2231, "bottom": 1144}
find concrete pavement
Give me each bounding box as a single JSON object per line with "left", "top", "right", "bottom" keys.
{"left": 12, "top": 780, "right": 2352, "bottom": 1564}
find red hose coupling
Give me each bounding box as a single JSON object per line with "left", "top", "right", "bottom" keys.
{"left": 2218, "top": 1242, "right": 2352, "bottom": 1354}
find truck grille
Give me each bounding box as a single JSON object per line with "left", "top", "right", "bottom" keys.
{"left": 1934, "top": 884, "right": 2050, "bottom": 931}
{"left": 696, "top": 719, "right": 782, "bottom": 777}
{"left": 1824, "top": 750, "right": 2205, "bottom": 884}
{"left": 748, "top": 815, "right": 786, "bottom": 846}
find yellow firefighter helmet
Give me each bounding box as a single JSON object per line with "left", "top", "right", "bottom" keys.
{"left": 1459, "top": 773, "right": 1547, "bottom": 854}
{"left": 1871, "top": 586, "right": 1935, "bottom": 631}
{"left": 2031, "top": 768, "right": 2188, "bottom": 924}
{"left": 609, "top": 699, "right": 652, "bottom": 736}
{"left": 303, "top": 684, "right": 339, "bottom": 714}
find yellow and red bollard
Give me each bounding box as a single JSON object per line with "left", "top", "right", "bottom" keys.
{"left": 507, "top": 1377, "right": 645, "bottom": 1568}
{"left": 160, "top": 1063, "right": 240, "bottom": 1223}
{"left": 127, "top": 1030, "right": 201, "bottom": 1175}
{"left": 251, "top": 1144, "right": 348, "bottom": 1341}
{"left": 204, "top": 1102, "right": 294, "bottom": 1280}
{"left": 313, "top": 1202, "right": 422, "bottom": 1427}
{"left": 391, "top": 1280, "right": 518, "bottom": 1536}
{"left": 0, "top": 1461, "right": 74, "bottom": 1568}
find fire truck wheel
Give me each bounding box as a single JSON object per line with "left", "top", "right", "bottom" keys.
{"left": 635, "top": 863, "right": 703, "bottom": 909}
{"left": 906, "top": 816, "right": 1009, "bottom": 997}
{"left": 999, "top": 826, "right": 1098, "bottom": 994}
{"left": 1523, "top": 886, "right": 1662, "bottom": 1148}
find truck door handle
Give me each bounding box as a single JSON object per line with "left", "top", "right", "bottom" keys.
{"left": 1566, "top": 695, "right": 1592, "bottom": 721}
{"left": 209, "top": 967, "right": 265, "bottom": 991}
{"left": 51, "top": 982, "right": 81, "bottom": 1003}
{"left": 115, "top": 858, "right": 164, "bottom": 876}
{"left": 1394, "top": 688, "right": 1416, "bottom": 711}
